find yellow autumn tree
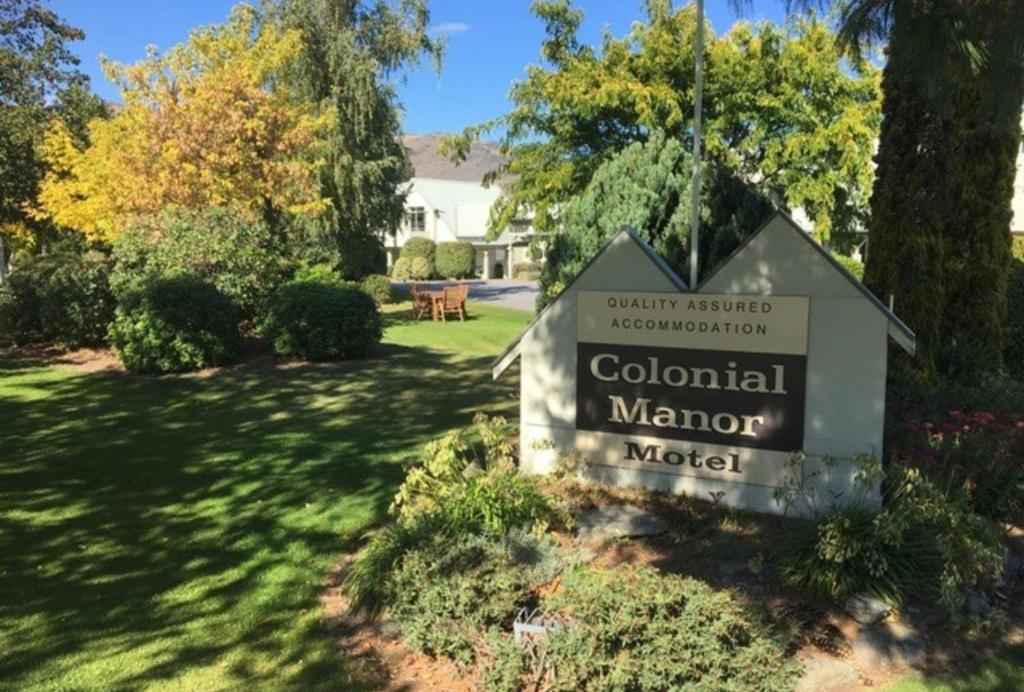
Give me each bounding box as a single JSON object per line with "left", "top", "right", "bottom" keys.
{"left": 33, "top": 4, "right": 330, "bottom": 242}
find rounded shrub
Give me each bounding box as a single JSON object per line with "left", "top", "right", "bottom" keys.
{"left": 400, "top": 237, "right": 436, "bottom": 264}
{"left": 434, "top": 241, "right": 475, "bottom": 278}
{"left": 360, "top": 274, "right": 393, "bottom": 305}
{"left": 262, "top": 280, "right": 382, "bottom": 361}
{"left": 112, "top": 206, "right": 283, "bottom": 318}
{"left": 391, "top": 256, "right": 412, "bottom": 280}
{"left": 0, "top": 250, "right": 115, "bottom": 348}
{"left": 109, "top": 275, "right": 240, "bottom": 373}
{"left": 409, "top": 256, "right": 432, "bottom": 280}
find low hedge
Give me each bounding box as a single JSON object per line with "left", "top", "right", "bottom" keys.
{"left": 435, "top": 241, "right": 475, "bottom": 279}
{"left": 0, "top": 250, "right": 115, "bottom": 348}
{"left": 262, "top": 279, "right": 382, "bottom": 361}
{"left": 512, "top": 261, "right": 542, "bottom": 280}
{"left": 109, "top": 275, "right": 240, "bottom": 373}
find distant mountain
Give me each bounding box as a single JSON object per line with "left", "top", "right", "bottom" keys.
{"left": 403, "top": 133, "right": 507, "bottom": 184}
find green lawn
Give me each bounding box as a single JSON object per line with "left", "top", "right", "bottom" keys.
{"left": 886, "top": 644, "right": 1024, "bottom": 692}
{"left": 0, "top": 302, "right": 529, "bottom": 690}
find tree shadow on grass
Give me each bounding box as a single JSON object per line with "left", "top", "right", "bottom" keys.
{"left": 0, "top": 343, "right": 515, "bottom": 689}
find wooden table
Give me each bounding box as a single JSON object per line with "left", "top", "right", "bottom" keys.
{"left": 423, "top": 290, "right": 445, "bottom": 321}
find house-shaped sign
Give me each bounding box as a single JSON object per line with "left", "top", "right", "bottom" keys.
{"left": 493, "top": 212, "right": 916, "bottom": 514}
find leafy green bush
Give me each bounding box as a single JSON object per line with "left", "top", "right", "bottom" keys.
{"left": 777, "top": 457, "right": 1006, "bottom": 617}
{"left": 390, "top": 256, "right": 412, "bottom": 280}
{"left": 109, "top": 275, "right": 240, "bottom": 373}
{"left": 347, "top": 415, "right": 556, "bottom": 613}
{"left": 525, "top": 565, "right": 798, "bottom": 691}
{"left": 389, "top": 414, "right": 554, "bottom": 535}
{"left": 401, "top": 237, "right": 436, "bottom": 264}
{"left": 435, "top": 241, "right": 475, "bottom": 278}
{"left": 0, "top": 250, "right": 115, "bottom": 347}
{"left": 111, "top": 206, "right": 283, "bottom": 317}
{"left": 831, "top": 252, "right": 865, "bottom": 281}
{"left": 293, "top": 264, "right": 347, "bottom": 285}
{"left": 261, "top": 280, "right": 382, "bottom": 361}
{"left": 1006, "top": 237, "right": 1024, "bottom": 379}
{"left": 512, "top": 262, "right": 542, "bottom": 280}
{"left": 360, "top": 274, "right": 392, "bottom": 305}
{"left": 386, "top": 533, "right": 532, "bottom": 666}
{"left": 409, "top": 256, "right": 432, "bottom": 280}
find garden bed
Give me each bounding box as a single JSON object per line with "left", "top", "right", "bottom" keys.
{"left": 328, "top": 461, "right": 1024, "bottom": 692}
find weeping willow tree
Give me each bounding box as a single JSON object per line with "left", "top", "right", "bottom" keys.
{"left": 275, "top": 0, "right": 442, "bottom": 278}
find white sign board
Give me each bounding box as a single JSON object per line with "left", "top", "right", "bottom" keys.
{"left": 575, "top": 292, "right": 809, "bottom": 484}
{"left": 496, "top": 217, "right": 915, "bottom": 515}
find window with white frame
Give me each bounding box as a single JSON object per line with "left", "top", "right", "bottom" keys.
{"left": 407, "top": 206, "right": 426, "bottom": 234}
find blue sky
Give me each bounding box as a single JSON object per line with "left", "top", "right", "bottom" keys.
{"left": 52, "top": 1, "right": 790, "bottom": 135}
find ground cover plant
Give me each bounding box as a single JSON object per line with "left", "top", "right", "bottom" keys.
{"left": 519, "top": 565, "right": 798, "bottom": 691}
{"left": 0, "top": 301, "right": 530, "bottom": 689}
{"left": 345, "top": 418, "right": 799, "bottom": 691}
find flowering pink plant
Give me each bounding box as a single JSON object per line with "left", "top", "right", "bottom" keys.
{"left": 892, "top": 405, "right": 1024, "bottom": 523}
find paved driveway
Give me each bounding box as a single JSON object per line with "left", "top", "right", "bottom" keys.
{"left": 393, "top": 279, "right": 539, "bottom": 313}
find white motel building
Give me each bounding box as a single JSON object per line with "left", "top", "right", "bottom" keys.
{"left": 384, "top": 134, "right": 539, "bottom": 279}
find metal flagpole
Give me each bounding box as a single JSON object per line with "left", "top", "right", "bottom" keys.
{"left": 689, "top": 0, "right": 704, "bottom": 289}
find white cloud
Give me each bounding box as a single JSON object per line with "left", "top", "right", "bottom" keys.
{"left": 430, "top": 21, "right": 469, "bottom": 37}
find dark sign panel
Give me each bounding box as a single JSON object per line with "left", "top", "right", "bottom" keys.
{"left": 576, "top": 341, "right": 807, "bottom": 452}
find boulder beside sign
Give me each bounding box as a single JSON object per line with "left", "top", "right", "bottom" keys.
{"left": 492, "top": 213, "right": 916, "bottom": 515}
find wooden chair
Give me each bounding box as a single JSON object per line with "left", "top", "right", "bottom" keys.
{"left": 440, "top": 284, "right": 467, "bottom": 321}
{"left": 410, "top": 283, "right": 433, "bottom": 320}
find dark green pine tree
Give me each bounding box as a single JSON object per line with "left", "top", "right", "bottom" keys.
{"left": 938, "top": 0, "right": 1024, "bottom": 376}
{"left": 539, "top": 130, "right": 774, "bottom": 307}
{"left": 860, "top": 2, "right": 951, "bottom": 374}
